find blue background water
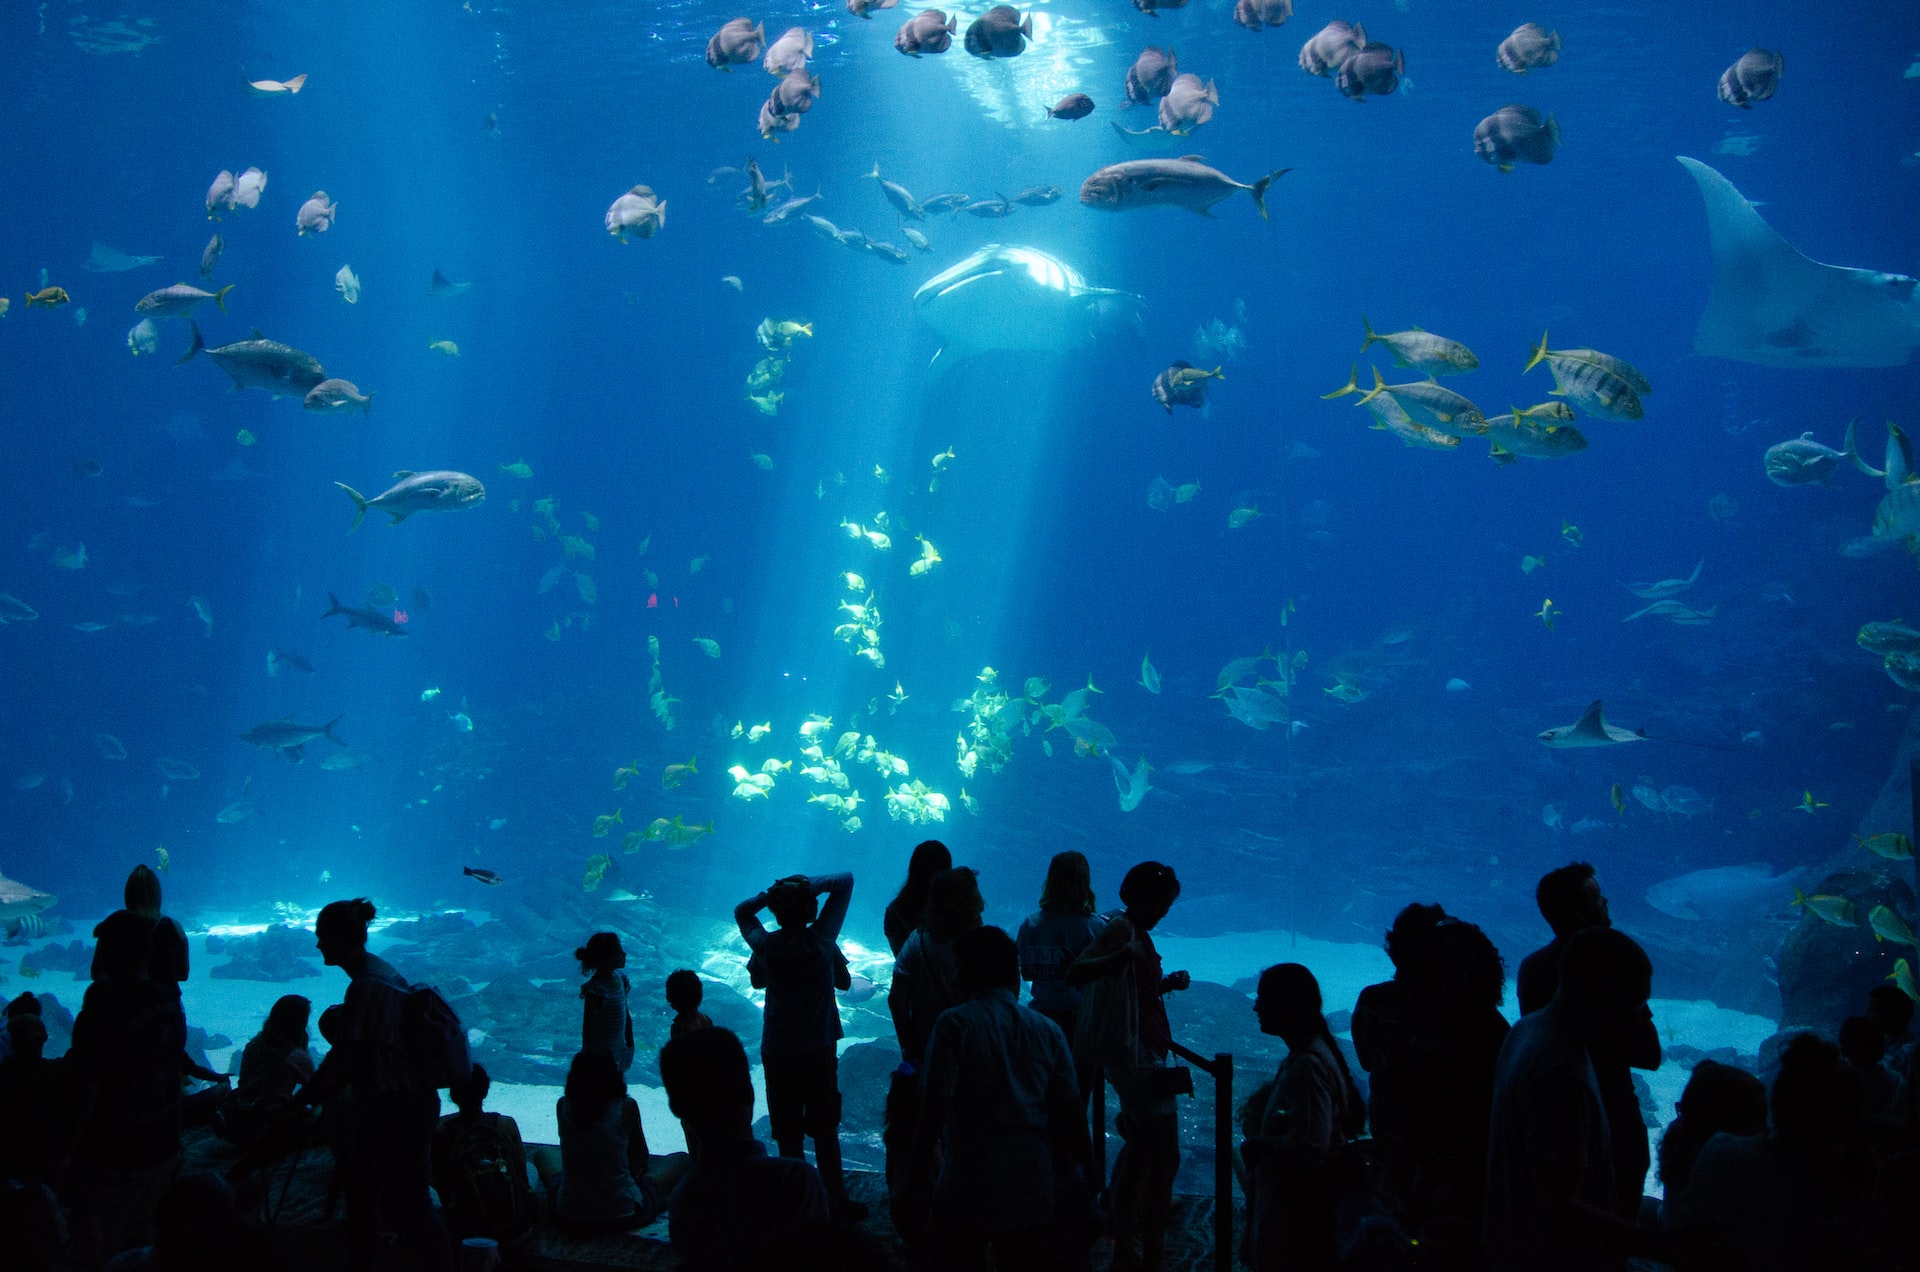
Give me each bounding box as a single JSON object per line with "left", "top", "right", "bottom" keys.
{"left": 2, "top": 0, "right": 1915, "bottom": 989}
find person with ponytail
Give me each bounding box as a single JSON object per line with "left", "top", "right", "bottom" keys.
{"left": 1243, "top": 962, "right": 1367, "bottom": 1272}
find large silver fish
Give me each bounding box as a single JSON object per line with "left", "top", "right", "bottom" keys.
{"left": 0, "top": 871, "right": 57, "bottom": 922}
{"left": 1079, "top": 156, "right": 1286, "bottom": 219}
{"left": 136, "top": 283, "right": 232, "bottom": 318}
{"left": 240, "top": 716, "right": 345, "bottom": 761}
{"left": 180, "top": 322, "right": 326, "bottom": 397}
{"left": 334, "top": 470, "right": 486, "bottom": 530}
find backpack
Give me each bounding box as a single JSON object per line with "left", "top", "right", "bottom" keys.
{"left": 445, "top": 1115, "right": 535, "bottom": 1239}
{"left": 402, "top": 983, "right": 472, "bottom": 1090}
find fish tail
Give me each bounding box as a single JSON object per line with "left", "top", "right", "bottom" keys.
{"left": 1250, "top": 167, "right": 1288, "bottom": 221}
{"left": 324, "top": 592, "right": 345, "bottom": 618}
{"left": 333, "top": 482, "right": 369, "bottom": 532}
{"left": 1359, "top": 314, "right": 1377, "bottom": 353}
{"left": 1791, "top": 886, "right": 1806, "bottom": 908}
{"left": 1210, "top": 366, "right": 1224, "bottom": 381}
{"left": 1545, "top": 114, "right": 1561, "bottom": 146}
{"left": 614, "top": 807, "right": 624, "bottom": 823}
{"left": 1524, "top": 330, "right": 1550, "bottom": 373}
{"left": 1845, "top": 417, "right": 1885, "bottom": 478}
{"left": 213, "top": 284, "right": 234, "bottom": 313}
{"left": 687, "top": 756, "right": 698, "bottom": 773}
{"left": 178, "top": 320, "right": 205, "bottom": 365}
{"left": 362, "top": 391, "right": 374, "bottom": 416}
{"left": 1321, "top": 364, "right": 1360, "bottom": 399}
{"left": 864, "top": 162, "right": 880, "bottom": 179}
{"left": 1353, "top": 366, "right": 1389, "bottom": 407}
{"left": 286, "top": 73, "right": 307, "bottom": 93}
{"left": 324, "top": 715, "right": 345, "bottom": 746}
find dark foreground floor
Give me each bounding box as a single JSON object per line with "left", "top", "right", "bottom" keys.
{"left": 186, "top": 1126, "right": 1237, "bottom": 1272}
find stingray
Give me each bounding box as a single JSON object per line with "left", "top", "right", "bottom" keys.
{"left": 1537, "top": 699, "right": 1647, "bottom": 748}
{"left": 1677, "top": 156, "right": 1920, "bottom": 368}
{"left": 913, "top": 244, "right": 1143, "bottom": 373}
{"left": 82, "top": 240, "right": 162, "bottom": 272}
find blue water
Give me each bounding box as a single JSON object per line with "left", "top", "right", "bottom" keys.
{"left": 2, "top": 0, "right": 1915, "bottom": 996}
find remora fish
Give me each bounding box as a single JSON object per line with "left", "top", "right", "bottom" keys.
{"left": 334, "top": 470, "right": 486, "bottom": 530}
{"left": 180, "top": 321, "right": 325, "bottom": 397}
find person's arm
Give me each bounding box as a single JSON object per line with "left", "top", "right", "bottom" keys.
{"left": 624, "top": 1098, "right": 651, "bottom": 1180}
{"left": 1626, "top": 1004, "right": 1661, "bottom": 1071}
{"left": 1064, "top": 918, "right": 1134, "bottom": 987}
{"left": 811, "top": 872, "right": 854, "bottom": 942}
{"left": 734, "top": 890, "right": 772, "bottom": 945}
{"left": 888, "top": 950, "right": 917, "bottom": 1063}
{"left": 180, "top": 1049, "right": 228, "bottom": 1085}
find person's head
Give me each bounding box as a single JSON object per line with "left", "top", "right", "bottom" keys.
{"left": 1038, "top": 851, "right": 1096, "bottom": 917}
{"left": 660, "top": 1025, "right": 754, "bottom": 1134}
{"left": 1770, "top": 1033, "right": 1863, "bottom": 1158}
{"left": 954, "top": 925, "right": 1021, "bottom": 997}
{"left": 889, "top": 840, "right": 953, "bottom": 933}
{"left": 317, "top": 1005, "right": 344, "bottom": 1046}
{"left": 1425, "top": 917, "right": 1508, "bottom": 1011}
{"left": 449, "top": 1062, "right": 492, "bottom": 1115}
{"left": 92, "top": 909, "right": 157, "bottom": 981}
{"left": 1535, "top": 861, "right": 1608, "bottom": 938}
{"left": 563, "top": 1047, "right": 626, "bottom": 1114}
{"left": 314, "top": 898, "right": 375, "bottom": 966}
{"left": 1656, "top": 1059, "right": 1767, "bottom": 1194}
{"left": 924, "top": 866, "right": 985, "bottom": 941}
{"left": 576, "top": 931, "right": 626, "bottom": 973}
{"left": 665, "top": 969, "right": 704, "bottom": 1014}
{"left": 1837, "top": 1016, "right": 1886, "bottom": 1068}
{"left": 262, "top": 994, "right": 311, "bottom": 1049}
{"left": 5, "top": 992, "right": 41, "bottom": 1020}
{"left": 6, "top": 1013, "right": 48, "bottom": 1060}
{"left": 1118, "top": 861, "right": 1181, "bottom": 929}
{"left": 1254, "top": 963, "right": 1326, "bottom": 1041}
{"left": 124, "top": 863, "right": 163, "bottom": 918}
{"left": 1553, "top": 926, "right": 1651, "bottom": 1040}
{"left": 1382, "top": 903, "right": 1448, "bottom": 974}
{"left": 1866, "top": 984, "right": 1915, "bottom": 1037}
{"left": 765, "top": 878, "right": 819, "bottom": 929}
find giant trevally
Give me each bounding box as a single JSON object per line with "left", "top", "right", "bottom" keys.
{"left": 334, "top": 470, "right": 486, "bottom": 530}
{"left": 1079, "top": 157, "right": 1287, "bottom": 220}
{"left": 180, "top": 322, "right": 326, "bottom": 397}
{"left": 240, "top": 716, "right": 345, "bottom": 761}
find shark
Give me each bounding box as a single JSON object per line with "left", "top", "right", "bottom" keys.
{"left": 1677, "top": 156, "right": 1920, "bottom": 368}
{"left": 1538, "top": 700, "right": 1647, "bottom": 748}
{"left": 0, "top": 870, "right": 57, "bottom": 922}
{"left": 913, "top": 244, "right": 1143, "bottom": 373}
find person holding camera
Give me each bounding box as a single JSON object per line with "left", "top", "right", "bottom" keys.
{"left": 734, "top": 870, "right": 868, "bottom": 1223}
{"left": 1066, "top": 861, "right": 1191, "bottom": 1272}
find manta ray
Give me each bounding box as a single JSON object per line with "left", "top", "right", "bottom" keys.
{"left": 82, "top": 241, "right": 162, "bottom": 272}
{"left": 1538, "top": 700, "right": 1647, "bottom": 748}
{"left": 913, "top": 244, "right": 1143, "bottom": 372}
{"left": 1677, "top": 156, "right": 1920, "bottom": 368}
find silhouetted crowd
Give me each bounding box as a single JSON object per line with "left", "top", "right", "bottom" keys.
{"left": 2, "top": 852, "right": 1917, "bottom": 1272}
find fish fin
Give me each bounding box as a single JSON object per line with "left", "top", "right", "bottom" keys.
{"left": 1250, "top": 167, "right": 1288, "bottom": 222}
{"left": 324, "top": 592, "right": 344, "bottom": 617}
{"left": 1359, "top": 314, "right": 1377, "bottom": 353}
{"left": 324, "top": 715, "right": 345, "bottom": 745}
{"left": 362, "top": 392, "right": 374, "bottom": 416}
{"left": 213, "top": 284, "right": 233, "bottom": 313}
{"left": 333, "top": 483, "right": 368, "bottom": 532}
{"left": 1524, "top": 329, "right": 1550, "bottom": 373}
{"left": 1353, "top": 365, "right": 1389, "bottom": 407}
{"left": 1320, "top": 364, "right": 1359, "bottom": 399}
{"left": 1846, "top": 418, "right": 1887, "bottom": 478}
{"left": 178, "top": 321, "right": 205, "bottom": 365}
{"left": 285, "top": 73, "right": 307, "bottom": 93}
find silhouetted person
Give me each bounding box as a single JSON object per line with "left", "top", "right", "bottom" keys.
{"left": 60, "top": 909, "right": 186, "bottom": 1266}
{"left": 1517, "top": 862, "right": 1609, "bottom": 1015}
{"left": 101, "top": 1172, "right": 259, "bottom": 1272}
{"left": 215, "top": 993, "right": 315, "bottom": 1151}
{"left": 885, "top": 839, "right": 953, "bottom": 957}
{"left": 532, "top": 1048, "right": 687, "bottom": 1232}
{"left": 1654, "top": 1058, "right": 1765, "bottom": 1214}
{"left": 121, "top": 863, "right": 190, "bottom": 985}
{"left": 576, "top": 931, "right": 635, "bottom": 1074}
{"left": 892, "top": 867, "right": 986, "bottom": 1071}
{"left": 1068, "top": 861, "right": 1191, "bottom": 1272}
{"left": 0, "top": 1008, "right": 62, "bottom": 1182}
{"left": 0, "top": 990, "right": 39, "bottom": 1064}
{"left": 1484, "top": 927, "right": 1664, "bottom": 1272}
{"left": 662, "top": 1025, "right": 835, "bottom": 1270}
{"left": 1665, "top": 1034, "right": 1874, "bottom": 1272}
{"left": 1244, "top": 963, "right": 1369, "bottom": 1272}
{"left": 0, "top": 1177, "right": 65, "bottom": 1272}
{"left": 432, "top": 1062, "right": 537, "bottom": 1255}
{"left": 1017, "top": 851, "right": 1109, "bottom": 1172}
{"left": 904, "top": 925, "right": 1094, "bottom": 1270}
{"left": 736, "top": 870, "right": 866, "bottom": 1221}
{"left": 1350, "top": 903, "right": 1447, "bottom": 1211}
{"left": 1839, "top": 1016, "right": 1901, "bottom": 1132}
{"left": 299, "top": 898, "right": 454, "bottom": 1272}
{"left": 666, "top": 968, "right": 713, "bottom": 1039}
{"left": 1865, "top": 983, "right": 1915, "bottom": 1085}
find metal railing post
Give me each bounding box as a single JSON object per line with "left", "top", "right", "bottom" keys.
{"left": 1213, "top": 1050, "right": 1233, "bottom": 1272}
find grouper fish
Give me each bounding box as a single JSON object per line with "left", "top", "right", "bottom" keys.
{"left": 180, "top": 321, "right": 325, "bottom": 397}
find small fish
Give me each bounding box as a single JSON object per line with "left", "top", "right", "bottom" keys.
{"left": 1359, "top": 316, "right": 1478, "bottom": 373}
{"left": 334, "top": 264, "right": 361, "bottom": 303}
{"left": 428, "top": 269, "right": 474, "bottom": 296}
{"left": 1521, "top": 554, "right": 1546, "bottom": 573}
{"left": 592, "top": 809, "right": 624, "bottom": 838}
{"left": 1158, "top": 75, "right": 1219, "bottom": 134}
{"left": 764, "top": 26, "right": 814, "bottom": 76}
{"left": 136, "top": 282, "right": 233, "bottom": 318}
{"left": 1138, "top": 653, "right": 1161, "bottom": 694}
{"left": 127, "top": 318, "right": 158, "bottom": 356}
{"left": 1535, "top": 598, "right": 1560, "bottom": 630}
{"left": 24, "top": 287, "right": 71, "bottom": 309}
{"left": 1719, "top": 48, "right": 1784, "bottom": 109}
{"left": 1870, "top": 904, "right": 1917, "bottom": 946}
{"left": 1611, "top": 783, "right": 1627, "bottom": 814}
{"left": 605, "top": 184, "right": 667, "bottom": 241}
{"left": 1047, "top": 93, "right": 1094, "bottom": 120}
{"left": 663, "top": 757, "right": 699, "bottom": 787}
{"left": 1794, "top": 790, "right": 1829, "bottom": 814}
{"left": 706, "top": 18, "right": 767, "bottom": 69}
{"left": 1233, "top": 0, "right": 1292, "bottom": 30}
{"left": 1561, "top": 520, "right": 1583, "bottom": 547}
{"left": 1152, "top": 361, "right": 1222, "bottom": 412}
{"left": 449, "top": 712, "right": 474, "bottom": 732}
{"left": 304, "top": 378, "right": 374, "bottom": 415}
{"left": 582, "top": 854, "right": 612, "bottom": 891}
{"left": 199, "top": 234, "right": 224, "bottom": 277}
{"left": 1496, "top": 23, "right": 1560, "bottom": 73}
{"left": 429, "top": 340, "right": 460, "bottom": 357}
{"left": 295, "top": 191, "right": 338, "bottom": 236}
{"left": 1856, "top": 832, "right": 1914, "bottom": 860}
{"left": 1335, "top": 42, "right": 1404, "bottom": 100}
{"left": 463, "top": 866, "right": 505, "bottom": 885}
{"left": 964, "top": 5, "right": 1031, "bottom": 58}
{"left": 721, "top": 275, "right": 744, "bottom": 291}
{"left": 1790, "top": 886, "right": 1856, "bottom": 926}
{"left": 1475, "top": 104, "right": 1560, "bottom": 173}
{"left": 895, "top": 9, "right": 958, "bottom": 56}
{"left": 245, "top": 73, "right": 308, "bottom": 95}
{"left": 498, "top": 461, "right": 533, "bottom": 479}
{"left": 155, "top": 845, "right": 171, "bottom": 873}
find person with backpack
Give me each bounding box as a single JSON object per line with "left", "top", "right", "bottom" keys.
{"left": 1243, "top": 963, "right": 1370, "bottom": 1272}
{"left": 576, "top": 932, "right": 636, "bottom": 1074}
{"left": 431, "top": 1063, "right": 537, "bottom": 1257}
{"left": 735, "top": 870, "right": 867, "bottom": 1223}
{"left": 301, "top": 898, "right": 456, "bottom": 1272}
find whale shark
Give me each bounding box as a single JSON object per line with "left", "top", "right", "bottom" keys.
{"left": 1678, "top": 156, "right": 1920, "bottom": 368}
{"left": 913, "top": 244, "right": 1142, "bottom": 371}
